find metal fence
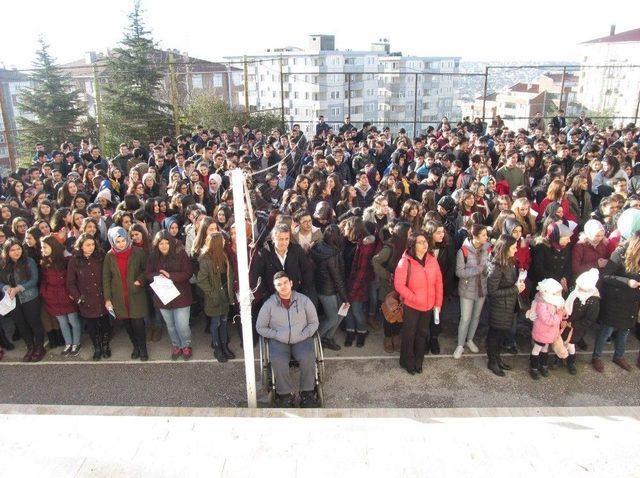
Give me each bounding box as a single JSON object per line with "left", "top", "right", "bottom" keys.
{"left": 2, "top": 59, "right": 640, "bottom": 171}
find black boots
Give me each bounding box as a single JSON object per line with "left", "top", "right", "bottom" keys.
{"left": 497, "top": 356, "right": 512, "bottom": 371}
{"left": 212, "top": 343, "right": 227, "bottom": 362}
{"left": 91, "top": 334, "right": 102, "bottom": 361}
{"left": 529, "top": 355, "right": 541, "bottom": 380}
{"left": 221, "top": 342, "right": 235, "bottom": 359}
{"left": 429, "top": 337, "right": 440, "bottom": 355}
{"left": 102, "top": 332, "right": 112, "bottom": 359}
{"left": 487, "top": 347, "right": 505, "bottom": 377}
{"left": 539, "top": 352, "right": 550, "bottom": 377}
{"left": 344, "top": 332, "right": 355, "bottom": 347}
{"left": 567, "top": 354, "right": 577, "bottom": 375}
{"left": 0, "top": 327, "right": 14, "bottom": 351}
{"left": 356, "top": 332, "right": 367, "bottom": 348}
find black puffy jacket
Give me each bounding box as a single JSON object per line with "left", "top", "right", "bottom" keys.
{"left": 599, "top": 245, "right": 640, "bottom": 330}
{"left": 310, "top": 240, "right": 348, "bottom": 303}
{"left": 486, "top": 261, "right": 519, "bottom": 330}
{"left": 530, "top": 240, "right": 571, "bottom": 288}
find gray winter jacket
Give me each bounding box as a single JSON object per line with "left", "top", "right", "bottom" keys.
{"left": 256, "top": 291, "right": 319, "bottom": 344}
{"left": 455, "top": 238, "right": 490, "bottom": 300}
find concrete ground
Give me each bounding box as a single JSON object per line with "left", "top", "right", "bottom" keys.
{"left": 0, "top": 315, "right": 639, "bottom": 408}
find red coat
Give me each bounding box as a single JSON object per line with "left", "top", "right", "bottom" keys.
{"left": 40, "top": 262, "right": 78, "bottom": 317}
{"left": 571, "top": 239, "right": 610, "bottom": 278}
{"left": 394, "top": 252, "right": 443, "bottom": 312}
{"left": 347, "top": 238, "right": 376, "bottom": 302}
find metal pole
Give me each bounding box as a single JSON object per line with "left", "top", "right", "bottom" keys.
{"left": 243, "top": 55, "right": 249, "bottom": 121}
{"left": 92, "top": 63, "right": 104, "bottom": 148}
{"left": 226, "top": 62, "right": 233, "bottom": 108}
{"left": 279, "top": 54, "right": 285, "bottom": 131}
{"left": 634, "top": 87, "right": 640, "bottom": 125}
{"left": 347, "top": 73, "right": 351, "bottom": 122}
{"left": 558, "top": 66, "right": 567, "bottom": 111}
{"left": 230, "top": 169, "right": 257, "bottom": 408}
{"left": 168, "top": 53, "right": 180, "bottom": 137}
{"left": 481, "top": 66, "right": 489, "bottom": 122}
{"left": 413, "top": 73, "right": 418, "bottom": 138}
{"left": 0, "top": 83, "right": 17, "bottom": 171}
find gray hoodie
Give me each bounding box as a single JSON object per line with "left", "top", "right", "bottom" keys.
{"left": 256, "top": 291, "right": 319, "bottom": 344}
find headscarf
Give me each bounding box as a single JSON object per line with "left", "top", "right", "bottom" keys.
{"left": 565, "top": 268, "right": 600, "bottom": 316}
{"left": 208, "top": 173, "right": 222, "bottom": 195}
{"left": 503, "top": 217, "right": 521, "bottom": 236}
{"left": 546, "top": 222, "right": 572, "bottom": 250}
{"left": 580, "top": 219, "right": 605, "bottom": 246}
{"left": 162, "top": 215, "right": 179, "bottom": 232}
{"left": 107, "top": 226, "right": 132, "bottom": 251}
{"left": 616, "top": 208, "right": 640, "bottom": 240}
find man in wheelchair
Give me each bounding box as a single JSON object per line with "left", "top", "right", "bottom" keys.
{"left": 257, "top": 271, "right": 319, "bottom": 407}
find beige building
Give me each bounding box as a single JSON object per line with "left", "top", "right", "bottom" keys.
{"left": 577, "top": 26, "right": 640, "bottom": 121}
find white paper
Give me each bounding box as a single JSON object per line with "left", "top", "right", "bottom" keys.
{"left": 568, "top": 220, "right": 578, "bottom": 232}
{"left": 338, "top": 303, "right": 350, "bottom": 317}
{"left": 433, "top": 308, "right": 440, "bottom": 325}
{"left": 0, "top": 293, "right": 16, "bottom": 316}
{"left": 149, "top": 275, "right": 180, "bottom": 305}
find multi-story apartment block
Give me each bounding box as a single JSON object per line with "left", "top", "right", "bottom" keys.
{"left": 577, "top": 26, "right": 640, "bottom": 121}
{"left": 226, "top": 35, "right": 459, "bottom": 136}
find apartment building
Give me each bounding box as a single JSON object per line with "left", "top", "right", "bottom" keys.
{"left": 0, "top": 68, "right": 29, "bottom": 171}
{"left": 226, "top": 35, "right": 459, "bottom": 136}
{"left": 577, "top": 26, "right": 640, "bottom": 121}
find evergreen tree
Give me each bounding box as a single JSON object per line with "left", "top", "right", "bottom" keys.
{"left": 17, "top": 38, "right": 86, "bottom": 154}
{"left": 101, "top": 0, "right": 173, "bottom": 156}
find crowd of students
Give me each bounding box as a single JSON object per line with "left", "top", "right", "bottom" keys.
{"left": 1, "top": 113, "right": 640, "bottom": 381}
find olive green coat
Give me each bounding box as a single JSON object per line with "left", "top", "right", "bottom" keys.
{"left": 103, "top": 247, "right": 149, "bottom": 319}
{"left": 196, "top": 254, "right": 234, "bottom": 317}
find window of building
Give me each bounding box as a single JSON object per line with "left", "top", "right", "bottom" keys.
{"left": 213, "top": 74, "right": 223, "bottom": 87}
{"left": 331, "top": 107, "right": 341, "bottom": 117}
{"left": 192, "top": 74, "right": 203, "bottom": 89}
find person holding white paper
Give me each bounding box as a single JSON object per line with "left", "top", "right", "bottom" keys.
{"left": 146, "top": 231, "right": 193, "bottom": 361}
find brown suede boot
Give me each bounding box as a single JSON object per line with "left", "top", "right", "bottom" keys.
{"left": 383, "top": 337, "right": 394, "bottom": 353}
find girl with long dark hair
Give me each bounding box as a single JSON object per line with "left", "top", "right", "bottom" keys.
{"left": 0, "top": 238, "right": 44, "bottom": 361}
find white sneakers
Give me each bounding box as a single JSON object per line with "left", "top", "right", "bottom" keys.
{"left": 453, "top": 341, "right": 480, "bottom": 358}
{"left": 466, "top": 340, "right": 480, "bottom": 353}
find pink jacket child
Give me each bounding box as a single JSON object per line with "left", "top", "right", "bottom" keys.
{"left": 527, "top": 278, "right": 566, "bottom": 345}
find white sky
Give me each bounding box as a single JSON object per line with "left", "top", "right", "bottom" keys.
{"left": 1, "top": 0, "right": 637, "bottom": 70}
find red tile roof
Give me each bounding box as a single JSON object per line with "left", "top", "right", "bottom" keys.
{"left": 582, "top": 27, "right": 640, "bottom": 44}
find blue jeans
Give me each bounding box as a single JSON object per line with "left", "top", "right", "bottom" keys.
{"left": 458, "top": 297, "right": 485, "bottom": 347}
{"left": 159, "top": 306, "right": 192, "bottom": 348}
{"left": 56, "top": 312, "right": 81, "bottom": 346}
{"left": 593, "top": 325, "right": 630, "bottom": 359}
{"left": 318, "top": 294, "right": 342, "bottom": 340}
{"left": 210, "top": 315, "right": 229, "bottom": 348}
{"left": 344, "top": 301, "right": 367, "bottom": 333}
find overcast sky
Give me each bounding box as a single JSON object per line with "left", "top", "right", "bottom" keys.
{"left": 1, "top": 0, "right": 636, "bottom": 70}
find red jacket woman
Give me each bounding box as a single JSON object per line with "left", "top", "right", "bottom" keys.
{"left": 394, "top": 252, "right": 443, "bottom": 312}
{"left": 572, "top": 219, "right": 610, "bottom": 279}
{"left": 393, "top": 232, "right": 444, "bottom": 375}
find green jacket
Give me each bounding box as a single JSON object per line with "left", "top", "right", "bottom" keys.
{"left": 196, "top": 254, "right": 234, "bottom": 317}
{"left": 103, "top": 247, "right": 149, "bottom": 319}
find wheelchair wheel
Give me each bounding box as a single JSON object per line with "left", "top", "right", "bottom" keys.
{"left": 316, "top": 382, "right": 325, "bottom": 407}
{"left": 314, "top": 334, "right": 326, "bottom": 384}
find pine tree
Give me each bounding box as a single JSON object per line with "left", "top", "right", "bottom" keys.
{"left": 17, "top": 37, "right": 86, "bottom": 154}
{"left": 101, "top": 0, "right": 173, "bottom": 156}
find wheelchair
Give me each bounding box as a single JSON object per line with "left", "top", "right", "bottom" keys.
{"left": 259, "top": 331, "right": 326, "bottom": 407}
